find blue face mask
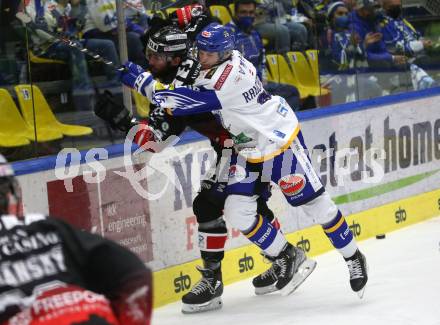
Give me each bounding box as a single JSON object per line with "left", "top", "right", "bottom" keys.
{"left": 237, "top": 16, "right": 255, "bottom": 30}
{"left": 335, "top": 15, "right": 350, "bottom": 29}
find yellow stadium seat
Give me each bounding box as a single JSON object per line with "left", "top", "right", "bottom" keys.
{"left": 0, "top": 89, "right": 33, "bottom": 147}
{"left": 14, "top": 85, "right": 93, "bottom": 138}
{"left": 132, "top": 90, "right": 150, "bottom": 118}
{"left": 0, "top": 88, "right": 63, "bottom": 143}
{"left": 265, "top": 54, "right": 309, "bottom": 98}
{"left": 29, "top": 51, "right": 65, "bottom": 65}
{"left": 228, "top": 3, "right": 235, "bottom": 16}
{"left": 286, "top": 51, "right": 329, "bottom": 96}
{"left": 306, "top": 50, "right": 320, "bottom": 82}
{"left": 209, "top": 5, "right": 232, "bottom": 25}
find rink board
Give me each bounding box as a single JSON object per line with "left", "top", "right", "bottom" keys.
{"left": 152, "top": 188, "right": 440, "bottom": 308}
{"left": 10, "top": 87, "right": 440, "bottom": 308}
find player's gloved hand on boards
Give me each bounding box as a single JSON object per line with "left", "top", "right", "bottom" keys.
{"left": 174, "top": 57, "right": 201, "bottom": 86}
{"left": 133, "top": 120, "right": 160, "bottom": 153}
{"left": 94, "top": 90, "right": 135, "bottom": 132}
{"left": 119, "top": 61, "right": 152, "bottom": 91}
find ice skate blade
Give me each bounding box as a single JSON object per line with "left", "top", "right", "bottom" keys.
{"left": 182, "top": 297, "right": 222, "bottom": 314}
{"left": 356, "top": 286, "right": 366, "bottom": 299}
{"left": 280, "top": 259, "right": 317, "bottom": 297}
{"left": 355, "top": 258, "right": 368, "bottom": 299}
{"left": 255, "top": 284, "right": 278, "bottom": 295}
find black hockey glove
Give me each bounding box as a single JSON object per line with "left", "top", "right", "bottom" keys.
{"left": 94, "top": 90, "right": 134, "bottom": 132}
{"left": 174, "top": 57, "right": 201, "bottom": 86}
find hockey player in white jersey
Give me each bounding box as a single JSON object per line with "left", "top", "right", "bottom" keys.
{"left": 119, "top": 22, "right": 368, "bottom": 300}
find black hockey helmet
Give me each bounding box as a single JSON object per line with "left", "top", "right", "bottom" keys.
{"left": 146, "top": 25, "right": 189, "bottom": 59}
{"left": 0, "top": 154, "right": 20, "bottom": 216}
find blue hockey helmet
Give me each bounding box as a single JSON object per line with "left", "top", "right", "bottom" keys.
{"left": 196, "top": 23, "right": 235, "bottom": 55}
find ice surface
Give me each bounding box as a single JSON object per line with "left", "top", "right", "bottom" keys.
{"left": 154, "top": 217, "right": 440, "bottom": 325}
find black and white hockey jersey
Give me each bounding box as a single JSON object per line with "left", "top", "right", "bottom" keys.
{"left": 0, "top": 213, "right": 151, "bottom": 324}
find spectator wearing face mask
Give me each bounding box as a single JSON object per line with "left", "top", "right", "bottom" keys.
{"left": 252, "top": 0, "right": 294, "bottom": 53}
{"left": 326, "top": 1, "right": 382, "bottom": 103}
{"left": 379, "top": 0, "right": 433, "bottom": 60}
{"left": 379, "top": 0, "right": 437, "bottom": 89}
{"left": 328, "top": 1, "right": 363, "bottom": 70}
{"left": 225, "top": 0, "right": 301, "bottom": 110}
{"left": 350, "top": 0, "right": 406, "bottom": 68}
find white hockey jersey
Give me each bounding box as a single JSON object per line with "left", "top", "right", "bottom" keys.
{"left": 135, "top": 50, "right": 300, "bottom": 162}
{"left": 23, "top": 0, "right": 62, "bottom": 45}
{"left": 83, "top": 0, "right": 117, "bottom": 33}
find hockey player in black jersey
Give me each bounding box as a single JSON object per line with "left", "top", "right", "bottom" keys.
{"left": 0, "top": 154, "right": 152, "bottom": 325}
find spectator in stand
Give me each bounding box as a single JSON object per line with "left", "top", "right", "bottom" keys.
{"left": 253, "top": 1, "right": 291, "bottom": 53}
{"left": 21, "top": 0, "right": 92, "bottom": 98}
{"left": 255, "top": 0, "right": 309, "bottom": 52}
{"left": 378, "top": 0, "right": 437, "bottom": 89}
{"left": 226, "top": 0, "right": 301, "bottom": 110}
{"left": 350, "top": 0, "right": 406, "bottom": 68}
{"left": 123, "top": 0, "right": 149, "bottom": 31}
{"left": 58, "top": 0, "right": 122, "bottom": 91}
{"left": 81, "top": 0, "right": 146, "bottom": 67}
{"left": 19, "top": 0, "right": 119, "bottom": 110}
{"left": 350, "top": 0, "right": 409, "bottom": 92}
{"left": 326, "top": 1, "right": 382, "bottom": 103}
{"left": 379, "top": 0, "right": 439, "bottom": 64}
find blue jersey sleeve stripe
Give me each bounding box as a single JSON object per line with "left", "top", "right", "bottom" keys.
{"left": 154, "top": 87, "right": 222, "bottom": 115}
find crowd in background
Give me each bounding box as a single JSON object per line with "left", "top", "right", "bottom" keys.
{"left": 1, "top": 0, "right": 439, "bottom": 104}
{"left": 0, "top": 0, "right": 439, "bottom": 160}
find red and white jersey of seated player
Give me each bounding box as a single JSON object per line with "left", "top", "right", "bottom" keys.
{"left": 138, "top": 50, "right": 300, "bottom": 163}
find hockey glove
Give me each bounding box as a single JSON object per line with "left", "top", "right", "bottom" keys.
{"left": 174, "top": 57, "right": 201, "bottom": 86}
{"left": 171, "top": 4, "right": 204, "bottom": 28}
{"left": 132, "top": 120, "right": 174, "bottom": 153}
{"left": 119, "top": 61, "right": 153, "bottom": 92}
{"left": 95, "top": 90, "right": 134, "bottom": 132}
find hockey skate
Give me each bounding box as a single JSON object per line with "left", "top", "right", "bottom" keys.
{"left": 253, "top": 243, "right": 317, "bottom": 296}
{"left": 181, "top": 266, "right": 223, "bottom": 314}
{"left": 345, "top": 249, "right": 368, "bottom": 299}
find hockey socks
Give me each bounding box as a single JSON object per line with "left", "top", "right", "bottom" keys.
{"left": 244, "top": 214, "right": 287, "bottom": 257}
{"left": 322, "top": 210, "right": 358, "bottom": 259}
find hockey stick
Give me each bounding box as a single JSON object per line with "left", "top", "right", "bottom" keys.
{"left": 16, "top": 12, "right": 126, "bottom": 72}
